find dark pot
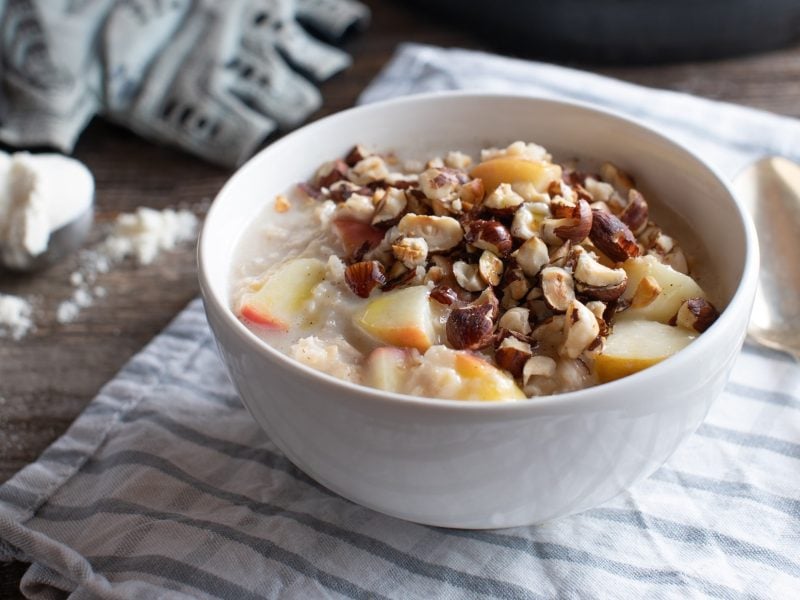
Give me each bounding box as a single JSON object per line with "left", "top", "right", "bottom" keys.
{"left": 407, "top": 0, "right": 800, "bottom": 63}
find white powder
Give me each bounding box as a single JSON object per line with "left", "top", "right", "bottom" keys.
{"left": 101, "top": 207, "right": 198, "bottom": 266}
{"left": 4, "top": 204, "right": 199, "bottom": 330}
{"left": 54, "top": 206, "right": 199, "bottom": 324}
{"left": 0, "top": 151, "right": 94, "bottom": 269}
{"left": 0, "top": 293, "right": 33, "bottom": 339}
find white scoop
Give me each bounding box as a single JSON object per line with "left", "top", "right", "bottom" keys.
{"left": 0, "top": 151, "right": 94, "bottom": 270}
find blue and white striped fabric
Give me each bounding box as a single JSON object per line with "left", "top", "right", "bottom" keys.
{"left": 2, "top": 44, "right": 800, "bottom": 599}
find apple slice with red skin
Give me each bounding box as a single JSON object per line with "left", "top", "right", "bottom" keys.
{"left": 333, "top": 218, "right": 385, "bottom": 258}
{"left": 239, "top": 258, "right": 326, "bottom": 331}
{"left": 365, "top": 347, "right": 417, "bottom": 392}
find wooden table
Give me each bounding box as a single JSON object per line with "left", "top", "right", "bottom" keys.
{"left": 2, "top": 0, "right": 799, "bottom": 595}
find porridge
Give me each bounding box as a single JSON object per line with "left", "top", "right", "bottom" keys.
{"left": 230, "top": 142, "right": 719, "bottom": 401}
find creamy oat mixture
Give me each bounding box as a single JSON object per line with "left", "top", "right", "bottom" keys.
{"left": 230, "top": 142, "right": 719, "bottom": 402}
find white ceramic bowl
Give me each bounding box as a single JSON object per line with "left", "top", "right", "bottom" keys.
{"left": 199, "top": 93, "right": 758, "bottom": 528}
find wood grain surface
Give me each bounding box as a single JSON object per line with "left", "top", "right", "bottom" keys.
{"left": 2, "top": 0, "right": 800, "bottom": 595}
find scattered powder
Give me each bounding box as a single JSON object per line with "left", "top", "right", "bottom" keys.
{"left": 2, "top": 206, "right": 200, "bottom": 332}
{"left": 100, "top": 207, "right": 198, "bottom": 266}
{"left": 0, "top": 293, "right": 33, "bottom": 339}
{"left": 53, "top": 206, "right": 199, "bottom": 324}
{"left": 57, "top": 286, "right": 94, "bottom": 324}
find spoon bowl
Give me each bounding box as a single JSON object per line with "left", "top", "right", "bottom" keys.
{"left": 734, "top": 156, "right": 800, "bottom": 361}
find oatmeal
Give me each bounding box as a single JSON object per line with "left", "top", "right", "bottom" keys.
{"left": 230, "top": 142, "right": 719, "bottom": 401}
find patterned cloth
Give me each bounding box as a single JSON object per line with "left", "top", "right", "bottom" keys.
{"left": 2, "top": 44, "right": 800, "bottom": 599}
{"left": 0, "top": 0, "right": 369, "bottom": 168}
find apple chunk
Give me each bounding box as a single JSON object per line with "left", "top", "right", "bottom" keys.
{"left": 451, "top": 351, "right": 526, "bottom": 401}
{"left": 621, "top": 256, "right": 706, "bottom": 323}
{"left": 353, "top": 285, "right": 436, "bottom": 352}
{"left": 470, "top": 157, "right": 562, "bottom": 194}
{"left": 239, "top": 258, "right": 326, "bottom": 331}
{"left": 595, "top": 320, "right": 696, "bottom": 383}
{"left": 365, "top": 347, "right": 418, "bottom": 392}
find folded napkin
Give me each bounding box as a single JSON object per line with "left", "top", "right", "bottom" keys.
{"left": 0, "top": 0, "right": 369, "bottom": 168}
{"left": 2, "top": 44, "right": 800, "bottom": 599}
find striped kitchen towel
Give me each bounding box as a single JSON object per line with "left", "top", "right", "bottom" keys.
{"left": 2, "top": 44, "right": 800, "bottom": 599}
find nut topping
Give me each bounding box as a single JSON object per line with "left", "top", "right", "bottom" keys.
{"left": 541, "top": 266, "right": 575, "bottom": 312}
{"left": 522, "top": 355, "right": 557, "bottom": 383}
{"left": 498, "top": 307, "right": 532, "bottom": 335}
{"left": 315, "top": 159, "right": 349, "bottom": 188}
{"left": 419, "top": 168, "right": 462, "bottom": 201}
{"left": 675, "top": 298, "right": 719, "bottom": 332}
{"left": 465, "top": 220, "right": 513, "bottom": 257}
{"left": 349, "top": 156, "right": 389, "bottom": 185}
{"left": 397, "top": 214, "right": 464, "bottom": 252}
{"left": 392, "top": 236, "right": 428, "bottom": 268}
{"left": 453, "top": 260, "right": 486, "bottom": 292}
{"left": 630, "top": 275, "right": 662, "bottom": 308}
{"left": 562, "top": 299, "right": 601, "bottom": 359}
{"left": 514, "top": 237, "right": 549, "bottom": 277}
{"left": 484, "top": 183, "right": 525, "bottom": 211}
{"left": 554, "top": 198, "right": 592, "bottom": 243}
{"left": 573, "top": 252, "right": 628, "bottom": 301}
{"left": 478, "top": 250, "right": 504, "bottom": 286}
{"left": 344, "top": 144, "right": 368, "bottom": 167}
{"left": 600, "top": 162, "right": 634, "bottom": 193}
{"left": 589, "top": 210, "right": 641, "bottom": 262}
{"left": 459, "top": 178, "right": 485, "bottom": 210}
{"left": 372, "top": 188, "right": 407, "bottom": 225}
{"left": 261, "top": 140, "right": 719, "bottom": 400}
{"left": 495, "top": 336, "right": 533, "bottom": 377}
{"left": 430, "top": 285, "right": 458, "bottom": 305}
{"left": 620, "top": 189, "right": 649, "bottom": 235}
{"left": 446, "top": 302, "right": 496, "bottom": 350}
{"left": 344, "top": 261, "right": 386, "bottom": 298}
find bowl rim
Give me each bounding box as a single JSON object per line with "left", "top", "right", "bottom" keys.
{"left": 198, "top": 90, "right": 759, "bottom": 414}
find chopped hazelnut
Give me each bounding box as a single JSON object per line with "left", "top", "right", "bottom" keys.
{"left": 541, "top": 266, "right": 575, "bottom": 312}
{"left": 453, "top": 260, "right": 486, "bottom": 292}
{"left": 498, "top": 307, "right": 532, "bottom": 335}
{"left": 392, "top": 237, "right": 428, "bottom": 268}
{"left": 397, "top": 214, "right": 464, "bottom": 252}
{"left": 675, "top": 298, "right": 719, "bottom": 332}
{"left": 478, "top": 250, "right": 504, "bottom": 286}
{"left": 350, "top": 156, "right": 389, "bottom": 185}
{"left": 561, "top": 299, "right": 600, "bottom": 359}
{"left": 484, "top": 182, "right": 525, "bottom": 211}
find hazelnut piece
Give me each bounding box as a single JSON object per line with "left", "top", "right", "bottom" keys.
{"left": 620, "top": 189, "right": 649, "bottom": 235}
{"left": 498, "top": 307, "right": 532, "bottom": 335}
{"left": 397, "top": 214, "right": 464, "bottom": 252}
{"left": 465, "top": 220, "right": 513, "bottom": 257}
{"left": 478, "top": 250, "right": 504, "bottom": 286}
{"left": 345, "top": 261, "right": 387, "bottom": 298}
{"left": 561, "top": 299, "right": 600, "bottom": 359}
{"left": 495, "top": 337, "right": 533, "bottom": 378}
{"left": 372, "top": 188, "right": 407, "bottom": 225}
{"left": 446, "top": 302, "right": 496, "bottom": 350}
{"left": 392, "top": 237, "right": 428, "bottom": 268}
{"left": 419, "top": 168, "right": 462, "bottom": 201}
{"left": 573, "top": 252, "right": 628, "bottom": 301}
{"left": 453, "top": 260, "right": 486, "bottom": 292}
{"left": 589, "top": 210, "right": 641, "bottom": 262}
{"left": 540, "top": 266, "right": 575, "bottom": 312}
{"left": 675, "top": 298, "right": 719, "bottom": 332}
{"left": 514, "top": 237, "right": 549, "bottom": 277}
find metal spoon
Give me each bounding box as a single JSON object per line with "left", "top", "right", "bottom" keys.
{"left": 0, "top": 204, "right": 94, "bottom": 272}
{"left": 733, "top": 157, "right": 800, "bottom": 361}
